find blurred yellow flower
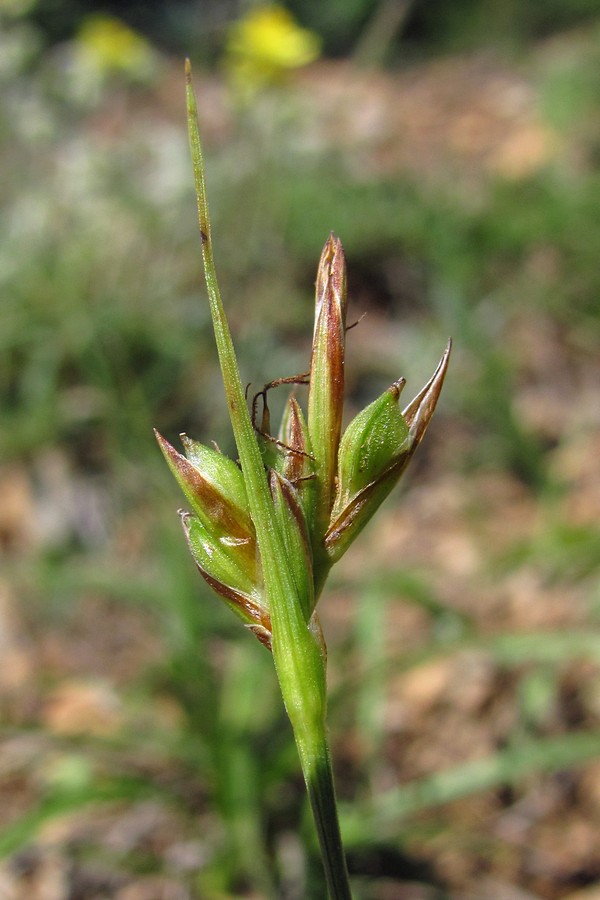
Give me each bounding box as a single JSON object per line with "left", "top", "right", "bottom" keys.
{"left": 75, "top": 14, "right": 156, "bottom": 81}
{"left": 224, "top": 4, "right": 321, "bottom": 98}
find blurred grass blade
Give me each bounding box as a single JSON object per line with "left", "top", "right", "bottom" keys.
{"left": 0, "top": 777, "right": 158, "bottom": 861}
{"left": 342, "top": 730, "right": 600, "bottom": 844}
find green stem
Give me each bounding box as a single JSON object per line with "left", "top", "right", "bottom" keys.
{"left": 297, "top": 731, "right": 352, "bottom": 900}
{"left": 185, "top": 61, "right": 352, "bottom": 898}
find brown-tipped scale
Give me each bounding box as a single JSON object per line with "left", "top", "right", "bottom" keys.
{"left": 307, "top": 234, "right": 348, "bottom": 541}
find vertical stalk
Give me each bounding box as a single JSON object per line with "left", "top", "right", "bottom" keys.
{"left": 297, "top": 731, "right": 352, "bottom": 900}
{"left": 185, "top": 61, "right": 352, "bottom": 898}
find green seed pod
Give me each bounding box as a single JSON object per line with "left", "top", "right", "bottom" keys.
{"left": 181, "top": 511, "right": 271, "bottom": 648}
{"left": 332, "top": 379, "right": 409, "bottom": 519}
{"left": 155, "top": 430, "right": 255, "bottom": 550}
{"left": 180, "top": 432, "right": 251, "bottom": 521}
{"left": 325, "top": 342, "right": 451, "bottom": 562}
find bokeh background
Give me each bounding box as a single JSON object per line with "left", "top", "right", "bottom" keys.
{"left": 2, "top": 1, "right": 600, "bottom": 897}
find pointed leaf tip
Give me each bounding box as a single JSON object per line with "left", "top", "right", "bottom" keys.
{"left": 402, "top": 338, "right": 451, "bottom": 445}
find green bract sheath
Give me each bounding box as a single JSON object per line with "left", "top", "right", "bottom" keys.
{"left": 269, "top": 470, "right": 315, "bottom": 623}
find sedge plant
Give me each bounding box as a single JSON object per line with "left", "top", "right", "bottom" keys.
{"left": 155, "top": 61, "right": 450, "bottom": 899}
